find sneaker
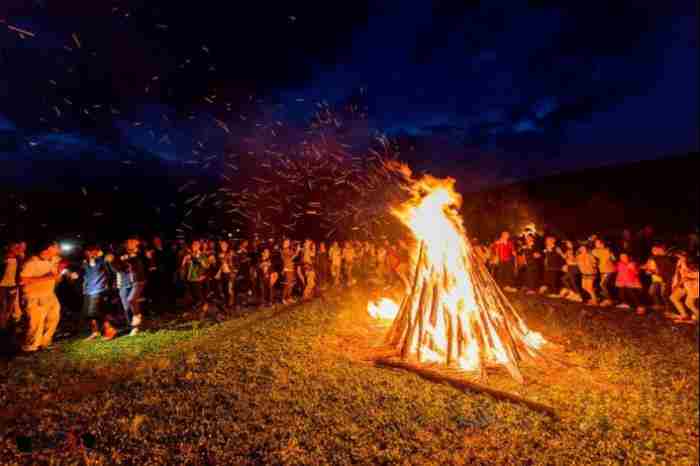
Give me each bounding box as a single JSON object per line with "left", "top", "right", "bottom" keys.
{"left": 128, "top": 328, "right": 140, "bottom": 337}
{"left": 131, "top": 314, "right": 142, "bottom": 328}
{"left": 102, "top": 324, "right": 118, "bottom": 341}
{"left": 568, "top": 294, "right": 583, "bottom": 303}
{"left": 616, "top": 303, "right": 631, "bottom": 309}
{"left": 85, "top": 332, "right": 101, "bottom": 341}
{"left": 600, "top": 299, "right": 613, "bottom": 307}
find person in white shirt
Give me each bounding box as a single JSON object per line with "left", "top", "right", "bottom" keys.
{"left": 19, "top": 240, "right": 61, "bottom": 352}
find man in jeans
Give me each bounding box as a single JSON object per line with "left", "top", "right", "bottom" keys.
{"left": 108, "top": 237, "right": 146, "bottom": 336}
{"left": 19, "top": 240, "right": 61, "bottom": 353}
{"left": 82, "top": 244, "right": 117, "bottom": 341}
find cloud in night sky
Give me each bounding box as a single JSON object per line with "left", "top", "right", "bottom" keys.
{"left": 0, "top": 113, "right": 16, "bottom": 130}
{"left": 0, "top": 0, "right": 697, "bottom": 185}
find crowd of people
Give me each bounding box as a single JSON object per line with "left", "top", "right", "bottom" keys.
{"left": 475, "top": 226, "right": 699, "bottom": 322}
{"left": 0, "top": 236, "right": 412, "bottom": 355}
{"left": 1, "top": 225, "right": 698, "bottom": 356}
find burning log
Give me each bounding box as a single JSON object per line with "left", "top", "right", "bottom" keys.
{"left": 369, "top": 172, "right": 554, "bottom": 383}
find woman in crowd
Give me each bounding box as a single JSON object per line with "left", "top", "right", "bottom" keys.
{"left": 615, "top": 253, "right": 645, "bottom": 314}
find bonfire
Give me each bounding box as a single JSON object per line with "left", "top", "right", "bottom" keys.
{"left": 369, "top": 170, "right": 548, "bottom": 383}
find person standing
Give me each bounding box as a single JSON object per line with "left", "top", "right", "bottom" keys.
{"left": 1, "top": 242, "right": 23, "bottom": 331}
{"left": 541, "top": 236, "right": 565, "bottom": 297}
{"left": 19, "top": 240, "right": 61, "bottom": 353}
{"left": 592, "top": 239, "right": 617, "bottom": 306}
{"left": 561, "top": 241, "right": 583, "bottom": 301}
{"left": 109, "top": 237, "right": 147, "bottom": 336}
{"left": 257, "top": 248, "right": 274, "bottom": 307}
{"left": 492, "top": 231, "right": 517, "bottom": 292}
{"left": 281, "top": 239, "right": 299, "bottom": 304}
{"left": 342, "top": 241, "right": 356, "bottom": 286}
{"left": 642, "top": 244, "right": 676, "bottom": 312}
{"left": 214, "top": 240, "right": 238, "bottom": 310}
{"left": 82, "top": 244, "right": 117, "bottom": 341}
{"left": 301, "top": 262, "right": 317, "bottom": 301}
{"left": 576, "top": 245, "right": 599, "bottom": 305}
{"left": 670, "top": 253, "right": 699, "bottom": 323}
{"left": 615, "top": 253, "right": 645, "bottom": 315}
{"left": 181, "top": 240, "right": 211, "bottom": 317}
{"left": 329, "top": 241, "right": 342, "bottom": 287}
{"left": 519, "top": 235, "right": 541, "bottom": 295}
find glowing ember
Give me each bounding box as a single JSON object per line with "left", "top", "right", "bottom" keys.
{"left": 370, "top": 167, "right": 547, "bottom": 382}
{"left": 368, "top": 298, "right": 400, "bottom": 320}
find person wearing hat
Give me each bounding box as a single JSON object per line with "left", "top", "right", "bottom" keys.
{"left": 19, "top": 239, "right": 62, "bottom": 352}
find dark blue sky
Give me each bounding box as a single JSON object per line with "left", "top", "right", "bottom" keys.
{"left": 1, "top": 0, "right": 698, "bottom": 186}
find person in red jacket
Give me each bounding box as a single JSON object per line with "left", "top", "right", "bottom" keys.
{"left": 491, "top": 231, "right": 517, "bottom": 292}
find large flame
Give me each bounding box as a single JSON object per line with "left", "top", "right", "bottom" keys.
{"left": 368, "top": 172, "right": 546, "bottom": 380}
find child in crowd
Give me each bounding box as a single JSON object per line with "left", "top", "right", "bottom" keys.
{"left": 615, "top": 253, "right": 645, "bottom": 315}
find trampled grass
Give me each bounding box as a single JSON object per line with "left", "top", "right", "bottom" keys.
{"left": 0, "top": 288, "right": 697, "bottom": 465}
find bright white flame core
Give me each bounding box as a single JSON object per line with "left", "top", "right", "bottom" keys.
{"left": 368, "top": 298, "right": 400, "bottom": 320}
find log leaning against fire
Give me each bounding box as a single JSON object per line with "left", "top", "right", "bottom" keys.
{"left": 373, "top": 356, "right": 559, "bottom": 419}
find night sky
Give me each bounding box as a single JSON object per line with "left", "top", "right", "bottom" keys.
{"left": 1, "top": 1, "right": 698, "bottom": 186}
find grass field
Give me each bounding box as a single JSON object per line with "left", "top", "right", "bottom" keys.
{"left": 1, "top": 288, "right": 698, "bottom": 465}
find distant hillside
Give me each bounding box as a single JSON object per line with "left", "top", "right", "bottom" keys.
{"left": 460, "top": 153, "right": 699, "bottom": 240}
{"left": 2, "top": 129, "right": 697, "bottom": 243}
